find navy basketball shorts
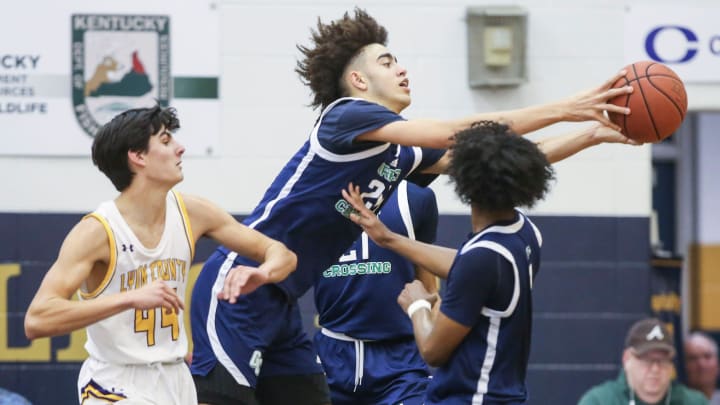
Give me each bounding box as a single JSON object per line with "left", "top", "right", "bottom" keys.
{"left": 314, "top": 330, "right": 430, "bottom": 405}
{"left": 190, "top": 250, "right": 327, "bottom": 404}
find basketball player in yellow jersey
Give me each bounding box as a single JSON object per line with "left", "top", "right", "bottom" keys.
{"left": 24, "top": 105, "right": 297, "bottom": 405}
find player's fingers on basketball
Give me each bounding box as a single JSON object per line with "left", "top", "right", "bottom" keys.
{"left": 604, "top": 85, "right": 633, "bottom": 101}
{"left": 602, "top": 69, "right": 627, "bottom": 89}
{"left": 604, "top": 101, "right": 631, "bottom": 116}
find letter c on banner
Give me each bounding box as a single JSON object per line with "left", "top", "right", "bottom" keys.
{"left": 709, "top": 35, "right": 720, "bottom": 56}
{"left": 645, "top": 25, "right": 699, "bottom": 63}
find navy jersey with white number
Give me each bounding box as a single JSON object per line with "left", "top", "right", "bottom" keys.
{"left": 314, "top": 180, "right": 438, "bottom": 341}
{"left": 218, "top": 98, "right": 445, "bottom": 300}
{"left": 426, "top": 211, "right": 542, "bottom": 405}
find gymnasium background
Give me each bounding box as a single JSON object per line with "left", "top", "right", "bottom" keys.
{"left": 2, "top": 0, "right": 719, "bottom": 403}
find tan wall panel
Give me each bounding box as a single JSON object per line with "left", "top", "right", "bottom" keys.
{"left": 691, "top": 244, "right": 720, "bottom": 329}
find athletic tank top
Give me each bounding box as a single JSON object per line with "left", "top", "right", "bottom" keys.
{"left": 79, "top": 191, "right": 194, "bottom": 364}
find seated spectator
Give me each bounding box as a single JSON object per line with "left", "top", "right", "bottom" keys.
{"left": 578, "top": 318, "right": 707, "bottom": 405}
{"left": 685, "top": 331, "right": 720, "bottom": 404}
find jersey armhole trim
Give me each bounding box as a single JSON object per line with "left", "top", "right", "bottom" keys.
{"left": 172, "top": 190, "right": 195, "bottom": 261}
{"left": 309, "top": 97, "right": 391, "bottom": 162}
{"left": 78, "top": 213, "right": 117, "bottom": 300}
{"left": 469, "top": 241, "right": 519, "bottom": 318}
{"left": 396, "top": 181, "right": 416, "bottom": 241}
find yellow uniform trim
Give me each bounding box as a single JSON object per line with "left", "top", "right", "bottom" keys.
{"left": 172, "top": 190, "right": 195, "bottom": 261}
{"left": 79, "top": 213, "right": 117, "bottom": 300}
{"left": 80, "top": 383, "right": 126, "bottom": 403}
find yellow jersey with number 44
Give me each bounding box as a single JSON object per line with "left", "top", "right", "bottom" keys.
{"left": 79, "top": 190, "right": 194, "bottom": 364}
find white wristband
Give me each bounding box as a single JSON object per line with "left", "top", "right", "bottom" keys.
{"left": 407, "top": 299, "right": 432, "bottom": 319}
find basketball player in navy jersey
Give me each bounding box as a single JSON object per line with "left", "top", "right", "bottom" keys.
{"left": 190, "top": 9, "right": 637, "bottom": 405}
{"left": 24, "top": 105, "right": 296, "bottom": 404}
{"left": 342, "top": 121, "right": 555, "bottom": 404}
{"left": 313, "top": 179, "right": 438, "bottom": 405}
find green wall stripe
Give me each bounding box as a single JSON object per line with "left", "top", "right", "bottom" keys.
{"left": 173, "top": 77, "right": 218, "bottom": 99}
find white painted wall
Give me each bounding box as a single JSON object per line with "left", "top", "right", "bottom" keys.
{"left": 697, "top": 113, "right": 720, "bottom": 243}
{"left": 2, "top": 0, "right": 718, "bottom": 216}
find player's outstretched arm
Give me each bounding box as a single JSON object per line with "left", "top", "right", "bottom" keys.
{"left": 24, "top": 218, "right": 183, "bottom": 339}
{"left": 342, "top": 183, "right": 456, "bottom": 278}
{"left": 182, "top": 194, "right": 297, "bottom": 293}
{"left": 419, "top": 121, "right": 639, "bottom": 175}
{"left": 356, "top": 71, "right": 633, "bottom": 149}
{"left": 536, "top": 122, "right": 639, "bottom": 164}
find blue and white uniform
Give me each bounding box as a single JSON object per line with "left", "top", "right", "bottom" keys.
{"left": 190, "top": 99, "right": 445, "bottom": 389}
{"left": 314, "top": 180, "right": 438, "bottom": 405}
{"left": 426, "top": 210, "right": 542, "bottom": 405}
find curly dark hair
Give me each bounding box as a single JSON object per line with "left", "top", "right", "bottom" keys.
{"left": 295, "top": 8, "right": 388, "bottom": 110}
{"left": 447, "top": 121, "right": 555, "bottom": 211}
{"left": 92, "top": 104, "right": 180, "bottom": 191}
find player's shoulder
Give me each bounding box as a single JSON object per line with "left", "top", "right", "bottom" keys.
{"left": 62, "top": 214, "right": 111, "bottom": 259}
{"left": 173, "top": 192, "right": 207, "bottom": 210}
{"left": 405, "top": 183, "right": 438, "bottom": 222}
{"left": 329, "top": 97, "right": 397, "bottom": 119}
{"left": 171, "top": 192, "right": 226, "bottom": 231}
{"left": 405, "top": 180, "right": 432, "bottom": 194}
{"left": 77, "top": 213, "right": 111, "bottom": 237}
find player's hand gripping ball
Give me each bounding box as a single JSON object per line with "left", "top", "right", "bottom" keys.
{"left": 607, "top": 61, "right": 688, "bottom": 143}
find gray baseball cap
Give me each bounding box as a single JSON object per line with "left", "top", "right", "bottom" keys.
{"left": 625, "top": 318, "right": 676, "bottom": 357}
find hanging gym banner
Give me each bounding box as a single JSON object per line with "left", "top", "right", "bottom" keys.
{"left": 624, "top": 6, "right": 720, "bottom": 83}
{"left": 0, "top": 1, "right": 220, "bottom": 156}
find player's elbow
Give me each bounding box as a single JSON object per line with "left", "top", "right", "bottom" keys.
{"left": 24, "top": 304, "right": 58, "bottom": 340}
{"left": 419, "top": 345, "right": 450, "bottom": 367}
{"left": 288, "top": 250, "right": 298, "bottom": 273}
{"left": 24, "top": 313, "right": 45, "bottom": 340}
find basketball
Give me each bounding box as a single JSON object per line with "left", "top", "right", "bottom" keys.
{"left": 607, "top": 61, "right": 688, "bottom": 143}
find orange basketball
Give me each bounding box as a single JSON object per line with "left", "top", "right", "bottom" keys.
{"left": 607, "top": 61, "right": 688, "bottom": 143}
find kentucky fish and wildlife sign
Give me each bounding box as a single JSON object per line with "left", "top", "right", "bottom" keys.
{"left": 71, "top": 14, "right": 170, "bottom": 137}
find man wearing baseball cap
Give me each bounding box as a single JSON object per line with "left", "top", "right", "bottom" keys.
{"left": 578, "top": 318, "right": 707, "bottom": 405}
